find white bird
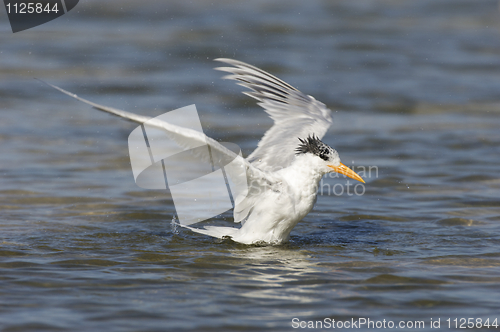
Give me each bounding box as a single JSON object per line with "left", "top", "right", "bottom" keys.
{"left": 42, "top": 59, "right": 364, "bottom": 245}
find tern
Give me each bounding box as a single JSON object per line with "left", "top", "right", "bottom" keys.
{"left": 42, "top": 59, "right": 364, "bottom": 245}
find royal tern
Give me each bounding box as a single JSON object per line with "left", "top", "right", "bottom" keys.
{"left": 42, "top": 59, "right": 364, "bottom": 245}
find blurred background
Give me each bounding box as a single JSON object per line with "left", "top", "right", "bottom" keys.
{"left": 1, "top": 0, "right": 500, "bottom": 331}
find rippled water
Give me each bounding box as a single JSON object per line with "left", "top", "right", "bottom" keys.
{"left": 1, "top": 0, "right": 500, "bottom": 331}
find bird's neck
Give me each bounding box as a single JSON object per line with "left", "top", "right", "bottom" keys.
{"left": 279, "top": 155, "right": 326, "bottom": 194}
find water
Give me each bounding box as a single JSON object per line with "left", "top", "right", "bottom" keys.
{"left": 1, "top": 0, "right": 500, "bottom": 331}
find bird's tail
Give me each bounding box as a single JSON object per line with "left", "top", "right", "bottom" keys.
{"left": 178, "top": 224, "right": 240, "bottom": 240}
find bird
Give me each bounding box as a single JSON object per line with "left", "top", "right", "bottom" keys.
{"left": 42, "top": 58, "right": 365, "bottom": 245}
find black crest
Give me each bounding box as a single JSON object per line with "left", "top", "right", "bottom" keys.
{"left": 295, "top": 134, "right": 332, "bottom": 161}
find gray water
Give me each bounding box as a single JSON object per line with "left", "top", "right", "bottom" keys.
{"left": 1, "top": 0, "right": 500, "bottom": 331}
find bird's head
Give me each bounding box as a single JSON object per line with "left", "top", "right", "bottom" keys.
{"left": 295, "top": 135, "right": 365, "bottom": 183}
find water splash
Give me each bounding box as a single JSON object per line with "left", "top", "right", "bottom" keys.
{"left": 171, "top": 214, "right": 179, "bottom": 234}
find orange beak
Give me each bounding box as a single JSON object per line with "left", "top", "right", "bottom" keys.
{"left": 328, "top": 163, "right": 365, "bottom": 183}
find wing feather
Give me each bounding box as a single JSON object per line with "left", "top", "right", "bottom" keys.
{"left": 215, "top": 58, "right": 333, "bottom": 171}
{"left": 39, "top": 79, "right": 279, "bottom": 225}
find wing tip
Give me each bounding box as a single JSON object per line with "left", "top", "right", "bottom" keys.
{"left": 214, "top": 58, "right": 240, "bottom": 66}
{"left": 37, "top": 78, "right": 79, "bottom": 99}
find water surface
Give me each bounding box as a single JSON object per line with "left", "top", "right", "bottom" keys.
{"left": 1, "top": 0, "right": 500, "bottom": 331}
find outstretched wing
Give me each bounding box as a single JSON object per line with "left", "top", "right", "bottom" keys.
{"left": 215, "top": 58, "right": 333, "bottom": 172}
{"left": 39, "top": 80, "right": 279, "bottom": 225}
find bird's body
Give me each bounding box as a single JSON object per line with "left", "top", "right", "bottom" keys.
{"left": 44, "top": 59, "right": 364, "bottom": 245}
{"left": 189, "top": 153, "right": 326, "bottom": 244}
